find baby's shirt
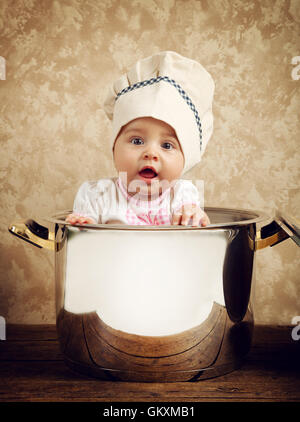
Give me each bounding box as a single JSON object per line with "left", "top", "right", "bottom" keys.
{"left": 72, "top": 177, "right": 201, "bottom": 225}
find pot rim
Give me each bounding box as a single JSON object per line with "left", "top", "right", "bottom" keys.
{"left": 43, "top": 207, "right": 272, "bottom": 230}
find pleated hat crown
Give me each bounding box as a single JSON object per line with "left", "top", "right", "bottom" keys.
{"left": 104, "top": 51, "right": 215, "bottom": 174}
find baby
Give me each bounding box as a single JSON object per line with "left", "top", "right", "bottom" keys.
{"left": 66, "top": 51, "right": 214, "bottom": 227}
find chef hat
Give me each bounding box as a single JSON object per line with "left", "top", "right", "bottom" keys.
{"left": 104, "top": 51, "right": 215, "bottom": 174}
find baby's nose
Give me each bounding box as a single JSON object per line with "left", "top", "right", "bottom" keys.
{"left": 143, "top": 151, "right": 158, "bottom": 161}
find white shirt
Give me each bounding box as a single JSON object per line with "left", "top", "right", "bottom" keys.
{"left": 73, "top": 177, "right": 201, "bottom": 225}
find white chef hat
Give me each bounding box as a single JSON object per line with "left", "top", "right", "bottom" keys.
{"left": 104, "top": 51, "right": 215, "bottom": 174}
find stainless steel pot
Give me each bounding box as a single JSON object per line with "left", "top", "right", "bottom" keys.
{"left": 8, "top": 207, "right": 299, "bottom": 382}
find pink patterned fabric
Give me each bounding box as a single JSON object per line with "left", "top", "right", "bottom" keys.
{"left": 72, "top": 178, "right": 202, "bottom": 225}
{"left": 116, "top": 178, "right": 171, "bottom": 225}
{"left": 125, "top": 207, "right": 171, "bottom": 225}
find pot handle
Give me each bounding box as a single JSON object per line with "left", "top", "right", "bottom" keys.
{"left": 8, "top": 219, "right": 55, "bottom": 250}
{"left": 255, "top": 212, "right": 300, "bottom": 250}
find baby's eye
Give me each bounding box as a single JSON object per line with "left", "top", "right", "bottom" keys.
{"left": 131, "top": 137, "right": 144, "bottom": 145}
{"left": 161, "top": 142, "right": 173, "bottom": 150}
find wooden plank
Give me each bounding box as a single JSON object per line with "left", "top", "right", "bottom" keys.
{"left": 5, "top": 325, "right": 57, "bottom": 341}
{"left": 3, "top": 323, "right": 296, "bottom": 345}
{"left": 0, "top": 340, "right": 63, "bottom": 361}
{"left": 252, "top": 325, "right": 297, "bottom": 345}
{"left": 0, "top": 324, "right": 59, "bottom": 361}
{"left": 0, "top": 324, "right": 299, "bottom": 402}
{"left": 0, "top": 360, "right": 299, "bottom": 402}
{"left": 4, "top": 323, "right": 296, "bottom": 342}
{"left": 0, "top": 353, "right": 300, "bottom": 401}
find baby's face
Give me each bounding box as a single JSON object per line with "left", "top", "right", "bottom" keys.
{"left": 113, "top": 117, "right": 184, "bottom": 198}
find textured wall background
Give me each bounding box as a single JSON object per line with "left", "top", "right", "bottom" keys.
{"left": 0, "top": 0, "right": 299, "bottom": 325}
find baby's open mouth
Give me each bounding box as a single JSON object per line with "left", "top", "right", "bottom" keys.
{"left": 139, "top": 167, "right": 158, "bottom": 179}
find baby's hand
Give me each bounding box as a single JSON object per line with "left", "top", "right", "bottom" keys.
{"left": 171, "top": 204, "right": 210, "bottom": 227}
{"left": 65, "top": 213, "right": 96, "bottom": 225}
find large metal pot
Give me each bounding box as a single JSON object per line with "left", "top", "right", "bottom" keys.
{"left": 8, "top": 207, "right": 299, "bottom": 382}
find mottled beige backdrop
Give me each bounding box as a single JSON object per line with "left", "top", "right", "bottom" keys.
{"left": 0, "top": 0, "right": 299, "bottom": 325}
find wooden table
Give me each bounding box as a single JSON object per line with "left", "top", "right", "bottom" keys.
{"left": 0, "top": 324, "right": 299, "bottom": 404}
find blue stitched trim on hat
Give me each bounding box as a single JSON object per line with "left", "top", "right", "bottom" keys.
{"left": 115, "top": 76, "right": 203, "bottom": 151}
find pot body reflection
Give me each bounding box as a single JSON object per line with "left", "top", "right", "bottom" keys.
{"left": 53, "top": 208, "right": 259, "bottom": 381}
{"left": 10, "top": 207, "right": 292, "bottom": 381}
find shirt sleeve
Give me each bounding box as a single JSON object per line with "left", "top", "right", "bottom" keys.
{"left": 171, "top": 179, "right": 202, "bottom": 213}
{"left": 72, "top": 181, "right": 101, "bottom": 223}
